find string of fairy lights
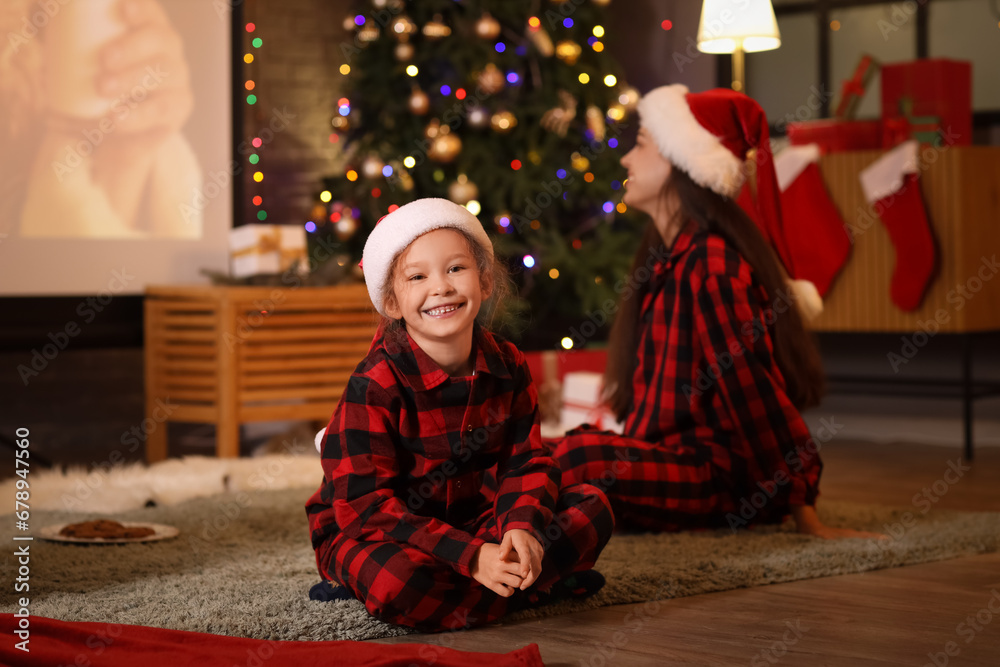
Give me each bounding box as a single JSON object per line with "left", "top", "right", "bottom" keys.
{"left": 244, "top": 22, "right": 266, "bottom": 223}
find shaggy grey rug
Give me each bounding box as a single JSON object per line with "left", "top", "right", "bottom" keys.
{"left": 2, "top": 488, "right": 997, "bottom": 641}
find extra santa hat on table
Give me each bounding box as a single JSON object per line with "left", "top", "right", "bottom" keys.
{"left": 361, "top": 197, "right": 493, "bottom": 317}
{"left": 637, "top": 84, "right": 823, "bottom": 321}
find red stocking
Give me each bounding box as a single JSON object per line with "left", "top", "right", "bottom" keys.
{"left": 860, "top": 141, "right": 937, "bottom": 311}
{"left": 776, "top": 145, "right": 852, "bottom": 297}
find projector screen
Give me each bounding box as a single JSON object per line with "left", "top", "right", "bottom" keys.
{"left": 0, "top": 0, "right": 232, "bottom": 295}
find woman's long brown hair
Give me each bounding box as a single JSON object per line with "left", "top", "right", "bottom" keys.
{"left": 605, "top": 167, "right": 825, "bottom": 422}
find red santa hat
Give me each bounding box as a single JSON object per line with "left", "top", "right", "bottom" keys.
{"left": 636, "top": 84, "right": 822, "bottom": 321}
{"left": 361, "top": 198, "right": 493, "bottom": 317}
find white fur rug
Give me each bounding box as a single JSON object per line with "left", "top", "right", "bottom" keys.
{"left": 2, "top": 454, "right": 323, "bottom": 514}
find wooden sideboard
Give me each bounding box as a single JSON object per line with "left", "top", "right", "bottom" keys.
{"left": 812, "top": 146, "right": 1000, "bottom": 333}
{"left": 144, "top": 284, "right": 376, "bottom": 461}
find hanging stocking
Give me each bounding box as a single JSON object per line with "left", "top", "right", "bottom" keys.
{"left": 775, "top": 144, "right": 852, "bottom": 298}
{"left": 736, "top": 152, "right": 823, "bottom": 322}
{"left": 859, "top": 140, "right": 937, "bottom": 312}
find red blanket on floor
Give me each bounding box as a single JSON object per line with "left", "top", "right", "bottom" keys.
{"left": 1, "top": 615, "right": 543, "bottom": 666}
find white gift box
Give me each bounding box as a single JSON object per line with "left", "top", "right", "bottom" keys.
{"left": 230, "top": 224, "right": 309, "bottom": 278}
{"left": 560, "top": 371, "right": 624, "bottom": 433}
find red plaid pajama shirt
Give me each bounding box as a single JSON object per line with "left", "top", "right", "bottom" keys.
{"left": 551, "top": 222, "right": 822, "bottom": 531}
{"left": 306, "top": 324, "right": 613, "bottom": 632}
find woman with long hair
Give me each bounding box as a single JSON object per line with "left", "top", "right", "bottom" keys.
{"left": 551, "top": 85, "right": 877, "bottom": 539}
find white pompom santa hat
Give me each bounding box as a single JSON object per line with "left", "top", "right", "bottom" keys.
{"left": 636, "top": 84, "right": 823, "bottom": 321}
{"left": 361, "top": 198, "right": 493, "bottom": 316}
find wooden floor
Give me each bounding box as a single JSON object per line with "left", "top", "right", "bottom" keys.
{"left": 375, "top": 442, "right": 1000, "bottom": 665}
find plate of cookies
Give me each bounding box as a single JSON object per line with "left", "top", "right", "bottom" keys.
{"left": 38, "top": 519, "right": 179, "bottom": 544}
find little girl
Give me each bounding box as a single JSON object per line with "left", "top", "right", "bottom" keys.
{"left": 306, "top": 198, "right": 613, "bottom": 632}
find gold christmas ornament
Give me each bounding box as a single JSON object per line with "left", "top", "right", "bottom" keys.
{"left": 477, "top": 64, "right": 505, "bottom": 94}
{"left": 540, "top": 90, "right": 578, "bottom": 137}
{"left": 358, "top": 25, "right": 379, "bottom": 43}
{"left": 362, "top": 154, "right": 385, "bottom": 179}
{"left": 475, "top": 13, "right": 502, "bottom": 40}
{"left": 390, "top": 15, "right": 417, "bottom": 41}
{"left": 467, "top": 106, "right": 489, "bottom": 129}
{"left": 555, "top": 40, "right": 582, "bottom": 65}
{"left": 571, "top": 152, "right": 590, "bottom": 171}
{"left": 490, "top": 110, "right": 517, "bottom": 133}
{"left": 448, "top": 174, "right": 479, "bottom": 205}
{"left": 408, "top": 88, "right": 430, "bottom": 115}
{"left": 423, "top": 16, "right": 451, "bottom": 39}
{"left": 395, "top": 42, "right": 414, "bottom": 61}
{"left": 428, "top": 125, "right": 462, "bottom": 163}
{"left": 527, "top": 25, "right": 554, "bottom": 57}
{"left": 586, "top": 105, "right": 605, "bottom": 141}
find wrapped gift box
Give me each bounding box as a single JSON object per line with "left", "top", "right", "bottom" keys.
{"left": 560, "top": 371, "right": 623, "bottom": 433}
{"left": 230, "top": 225, "right": 309, "bottom": 278}
{"left": 787, "top": 119, "right": 882, "bottom": 153}
{"left": 881, "top": 59, "right": 971, "bottom": 147}
{"left": 834, "top": 54, "right": 879, "bottom": 119}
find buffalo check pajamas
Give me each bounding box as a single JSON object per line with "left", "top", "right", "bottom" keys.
{"left": 550, "top": 223, "right": 822, "bottom": 531}
{"left": 306, "top": 324, "right": 613, "bottom": 632}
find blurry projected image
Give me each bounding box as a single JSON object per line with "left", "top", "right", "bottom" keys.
{"left": 2, "top": 0, "right": 203, "bottom": 239}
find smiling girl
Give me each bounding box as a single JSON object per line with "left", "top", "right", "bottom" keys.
{"left": 306, "top": 198, "right": 613, "bottom": 632}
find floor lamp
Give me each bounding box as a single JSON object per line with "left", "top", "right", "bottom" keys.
{"left": 696, "top": 0, "right": 781, "bottom": 93}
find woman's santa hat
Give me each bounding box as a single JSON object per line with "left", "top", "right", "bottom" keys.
{"left": 636, "top": 84, "right": 823, "bottom": 321}
{"left": 361, "top": 197, "right": 493, "bottom": 316}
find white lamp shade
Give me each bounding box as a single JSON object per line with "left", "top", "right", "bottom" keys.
{"left": 697, "top": 0, "right": 781, "bottom": 54}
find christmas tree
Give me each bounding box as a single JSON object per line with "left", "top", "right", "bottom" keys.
{"left": 313, "top": 0, "right": 643, "bottom": 348}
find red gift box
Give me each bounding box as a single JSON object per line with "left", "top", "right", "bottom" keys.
{"left": 881, "top": 58, "right": 971, "bottom": 147}
{"left": 787, "top": 119, "right": 882, "bottom": 153}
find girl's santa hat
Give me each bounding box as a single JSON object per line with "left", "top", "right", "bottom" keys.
{"left": 637, "top": 84, "right": 823, "bottom": 321}
{"left": 361, "top": 197, "right": 493, "bottom": 316}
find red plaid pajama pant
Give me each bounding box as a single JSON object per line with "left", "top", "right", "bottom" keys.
{"left": 548, "top": 426, "right": 752, "bottom": 532}
{"left": 321, "top": 482, "right": 613, "bottom": 632}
